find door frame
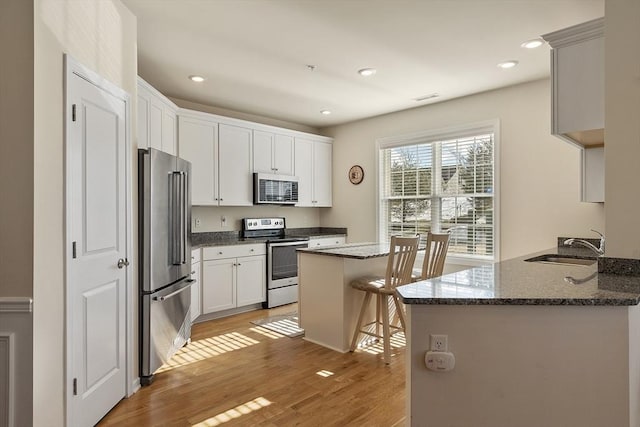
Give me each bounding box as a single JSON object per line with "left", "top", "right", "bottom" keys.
{"left": 63, "top": 55, "right": 135, "bottom": 425}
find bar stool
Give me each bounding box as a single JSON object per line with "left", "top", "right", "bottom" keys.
{"left": 412, "top": 232, "right": 450, "bottom": 281}
{"left": 349, "top": 235, "right": 420, "bottom": 364}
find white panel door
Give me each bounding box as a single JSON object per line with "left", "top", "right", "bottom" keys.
{"left": 190, "top": 261, "right": 201, "bottom": 322}
{"left": 202, "top": 259, "right": 236, "bottom": 313}
{"left": 236, "top": 256, "right": 266, "bottom": 306}
{"left": 178, "top": 116, "right": 218, "bottom": 205}
{"left": 218, "top": 124, "right": 253, "bottom": 206}
{"left": 67, "top": 63, "right": 127, "bottom": 427}
{"left": 294, "top": 138, "right": 314, "bottom": 206}
{"left": 253, "top": 130, "right": 274, "bottom": 173}
{"left": 273, "top": 134, "right": 294, "bottom": 175}
{"left": 313, "top": 142, "right": 333, "bottom": 207}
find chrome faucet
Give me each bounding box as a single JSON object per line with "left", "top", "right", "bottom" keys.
{"left": 563, "top": 229, "right": 605, "bottom": 256}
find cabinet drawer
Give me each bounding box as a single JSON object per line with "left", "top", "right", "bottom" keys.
{"left": 309, "top": 236, "right": 346, "bottom": 248}
{"left": 191, "top": 248, "right": 201, "bottom": 264}
{"left": 202, "top": 243, "right": 266, "bottom": 260}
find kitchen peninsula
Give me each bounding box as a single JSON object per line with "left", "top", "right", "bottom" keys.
{"left": 396, "top": 248, "right": 640, "bottom": 427}
{"left": 297, "top": 242, "right": 394, "bottom": 352}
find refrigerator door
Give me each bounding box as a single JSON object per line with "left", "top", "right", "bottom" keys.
{"left": 139, "top": 148, "right": 192, "bottom": 293}
{"left": 140, "top": 277, "right": 192, "bottom": 384}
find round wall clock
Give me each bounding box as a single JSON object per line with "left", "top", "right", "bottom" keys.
{"left": 348, "top": 165, "right": 364, "bottom": 185}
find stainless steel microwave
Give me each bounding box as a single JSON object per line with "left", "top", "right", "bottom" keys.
{"left": 254, "top": 173, "right": 299, "bottom": 205}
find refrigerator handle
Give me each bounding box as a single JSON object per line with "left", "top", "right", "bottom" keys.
{"left": 170, "top": 171, "right": 186, "bottom": 265}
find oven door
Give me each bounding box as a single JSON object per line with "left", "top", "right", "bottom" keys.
{"left": 267, "top": 241, "right": 309, "bottom": 290}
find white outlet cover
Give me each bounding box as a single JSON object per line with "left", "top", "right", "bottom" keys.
{"left": 430, "top": 334, "right": 448, "bottom": 352}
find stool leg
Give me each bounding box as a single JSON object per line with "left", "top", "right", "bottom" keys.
{"left": 381, "top": 294, "right": 391, "bottom": 364}
{"left": 375, "top": 292, "right": 381, "bottom": 337}
{"left": 393, "top": 296, "right": 406, "bottom": 332}
{"left": 350, "top": 291, "right": 371, "bottom": 352}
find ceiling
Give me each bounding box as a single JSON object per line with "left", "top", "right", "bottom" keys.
{"left": 123, "top": 0, "right": 604, "bottom": 128}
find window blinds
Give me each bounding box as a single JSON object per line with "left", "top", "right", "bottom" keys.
{"left": 380, "top": 131, "right": 495, "bottom": 259}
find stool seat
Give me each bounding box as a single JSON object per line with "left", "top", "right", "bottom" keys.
{"left": 349, "top": 235, "right": 419, "bottom": 364}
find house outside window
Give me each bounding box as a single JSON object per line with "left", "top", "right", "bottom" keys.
{"left": 377, "top": 121, "right": 499, "bottom": 262}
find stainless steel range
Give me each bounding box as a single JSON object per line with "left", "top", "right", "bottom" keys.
{"left": 242, "top": 217, "right": 309, "bottom": 308}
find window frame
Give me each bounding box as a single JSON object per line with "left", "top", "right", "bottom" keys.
{"left": 376, "top": 119, "right": 501, "bottom": 266}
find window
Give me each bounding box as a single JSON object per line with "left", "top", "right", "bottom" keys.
{"left": 378, "top": 121, "right": 498, "bottom": 261}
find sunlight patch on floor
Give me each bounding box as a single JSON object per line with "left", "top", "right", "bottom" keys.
{"left": 355, "top": 332, "right": 406, "bottom": 355}
{"left": 249, "top": 326, "right": 284, "bottom": 339}
{"left": 316, "top": 370, "right": 334, "bottom": 378}
{"left": 156, "top": 332, "right": 260, "bottom": 373}
{"left": 192, "top": 397, "right": 272, "bottom": 427}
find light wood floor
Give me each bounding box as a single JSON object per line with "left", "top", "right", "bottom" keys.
{"left": 98, "top": 304, "right": 407, "bottom": 426}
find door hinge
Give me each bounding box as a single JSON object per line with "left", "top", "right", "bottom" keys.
{"left": 72, "top": 241, "right": 77, "bottom": 259}
{"left": 73, "top": 378, "right": 78, "bottom": 396}
{"left": 72, "top": 104, "right": 76, "bottom": 122}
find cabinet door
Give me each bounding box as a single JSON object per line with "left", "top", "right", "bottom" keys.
{"left": 555, "top": 37, "right": 604, "bottom": 135}
{"left": 218, "top": 124, "right": 253, "bottom": 206}
{"left": 273, "top": 134, "right": 294, "bottom": 175}
{"left": 162, "top": 107, "right": 177, "bottom": 155}
{"left": 236, "top": 255, "right": 266, "bottom": 306}
{"left": 137, "top": 94, "right": 150, "bottom": 149}
{"left": 148, "top": 101, "right": 163, "bottom": 151}
{"left": 190, "top": 261, "right": 201, "bottom": 322}
{"left": 202, "top": 259, "right": 235, "bottom": 313}
{"left": 253, "top": 130, "right": 274, "bottom": 173}
{"left": 294, "top": 138, "right": 314, "bottom": 207}
{"left": 313, "top": 141, "right": 333, "bottom": 207}
{"left": 178, "top": 116, "right": 218, "bottom": 205}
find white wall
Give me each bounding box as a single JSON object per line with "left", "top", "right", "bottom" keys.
{"left": 604, "top": 0, "right": 640, "bottom": 259}
{"left": 33, "top": 1, "right": 137, "bottom": 425}
{"left": 192, "top": 205, "right": 322, "bottom": 232}
{"left": 320, "top": 79, "right": 605, "bottom": 261}
{"left": 171, "top": 97, "right": 322, "bottom": 135}
{"left": 407, "top": 304, "right": 634, "bottom": 426}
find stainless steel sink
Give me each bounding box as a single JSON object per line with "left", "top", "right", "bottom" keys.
{"left": 524, "top": 254, "right": 597, "bottom": 266}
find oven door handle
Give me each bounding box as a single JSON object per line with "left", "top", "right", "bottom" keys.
{"left": 268, "top": 241, "right": 309, "bottom": 248}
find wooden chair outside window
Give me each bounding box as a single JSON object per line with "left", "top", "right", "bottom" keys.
{"left": 349, "top": 235, "right": 420, "bottom": 364}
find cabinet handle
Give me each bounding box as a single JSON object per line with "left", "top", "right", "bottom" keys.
{"left": 191, "top": 270, "right": 196, "bottom": 274}
{"left": 218, "top": 251, "right": 223, "bottom": 255}
{"left": 220, "top": 198, "right": 223, "bottom": 201}
{"left": 250, "top": 248, "right": 254, "bottom": 252}
{"left": 237, "top": 263, "right": 241, "bottom": 266}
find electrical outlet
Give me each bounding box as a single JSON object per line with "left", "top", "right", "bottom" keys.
{"left": 430, "top": 334, "right": 448, "bottom": 352}
{"left": 221, "top": 215, "right": 227, "bottom": 227}
{"left": 194, "top": 218, "right": 201, "bottom": 228}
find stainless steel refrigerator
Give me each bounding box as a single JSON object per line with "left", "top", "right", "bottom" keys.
{"left": 138, "top": 148, "right": 193, "bottom": 386}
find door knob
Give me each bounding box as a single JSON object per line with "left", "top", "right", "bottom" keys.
{"left": 117, "top": 258, "right": 129, "bottom": 269}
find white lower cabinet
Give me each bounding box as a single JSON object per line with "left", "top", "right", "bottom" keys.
{"left": 190, "top": 248, "right": 201, "bottom": 322}
{"left": 308, "top": 236, "right": 346, "bottom": 248}
{"left": 201, "top": 244, "right": 266, "bottom": 314}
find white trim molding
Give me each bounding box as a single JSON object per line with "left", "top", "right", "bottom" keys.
{"left": 0, "top": 297, "right": 32, "bottom": 313}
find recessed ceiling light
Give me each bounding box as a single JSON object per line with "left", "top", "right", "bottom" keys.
{"left": 320, "top": 110, "right": 331, "bottom": 115}
{"left": 414, "top": 93, "right": 440, "bottom": 102}
{"left": 521, "top": 38, "right": 544, "bottom": 49}
{"left": 497, "top": 60, "right": 519, "bottom": 69}
{"left": 189, "top": 75, "right": 205, "bottom": 83}
{"left": 358, "top": 68, "right": 377, "bottom": 77}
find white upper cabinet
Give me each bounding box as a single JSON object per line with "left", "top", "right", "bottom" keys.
{"left": 542, "top": 18, "right": 604, "bottom": 203}
{"left": 295, "top": 137, "right": 332, "bottom": 207}
{"left": 218, "top": 124, "right": 253, "bottom": 206}
{"left": 177, "top": 108, "right": 332, "bottom": 207}
{"left": 178, "top": 115, "right": 218, "bottom": 205}
{"left": 253, "top": 130, "right": 294, "bottom": 175}
{"left": 137, "top": 77, "right": 178, "bottom": 154}
{"left": 542, "top": 18, "right": 604, "bottom": 147}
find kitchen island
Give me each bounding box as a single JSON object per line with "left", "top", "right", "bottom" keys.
{"left": 297, "top": 242, "right": 393, "bottom": 352}
{"left": 396, "top": 248, "right": 640, "bottom": 427}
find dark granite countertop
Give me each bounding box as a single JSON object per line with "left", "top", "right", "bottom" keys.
{"left": 297, "top": 242, "right": 394, "bottom": 259}
{"left": 191, "top": 227, "right": 347, "bottom": 249}
{"left": 397, "top": 247, "right": 640, "bottom": 306}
